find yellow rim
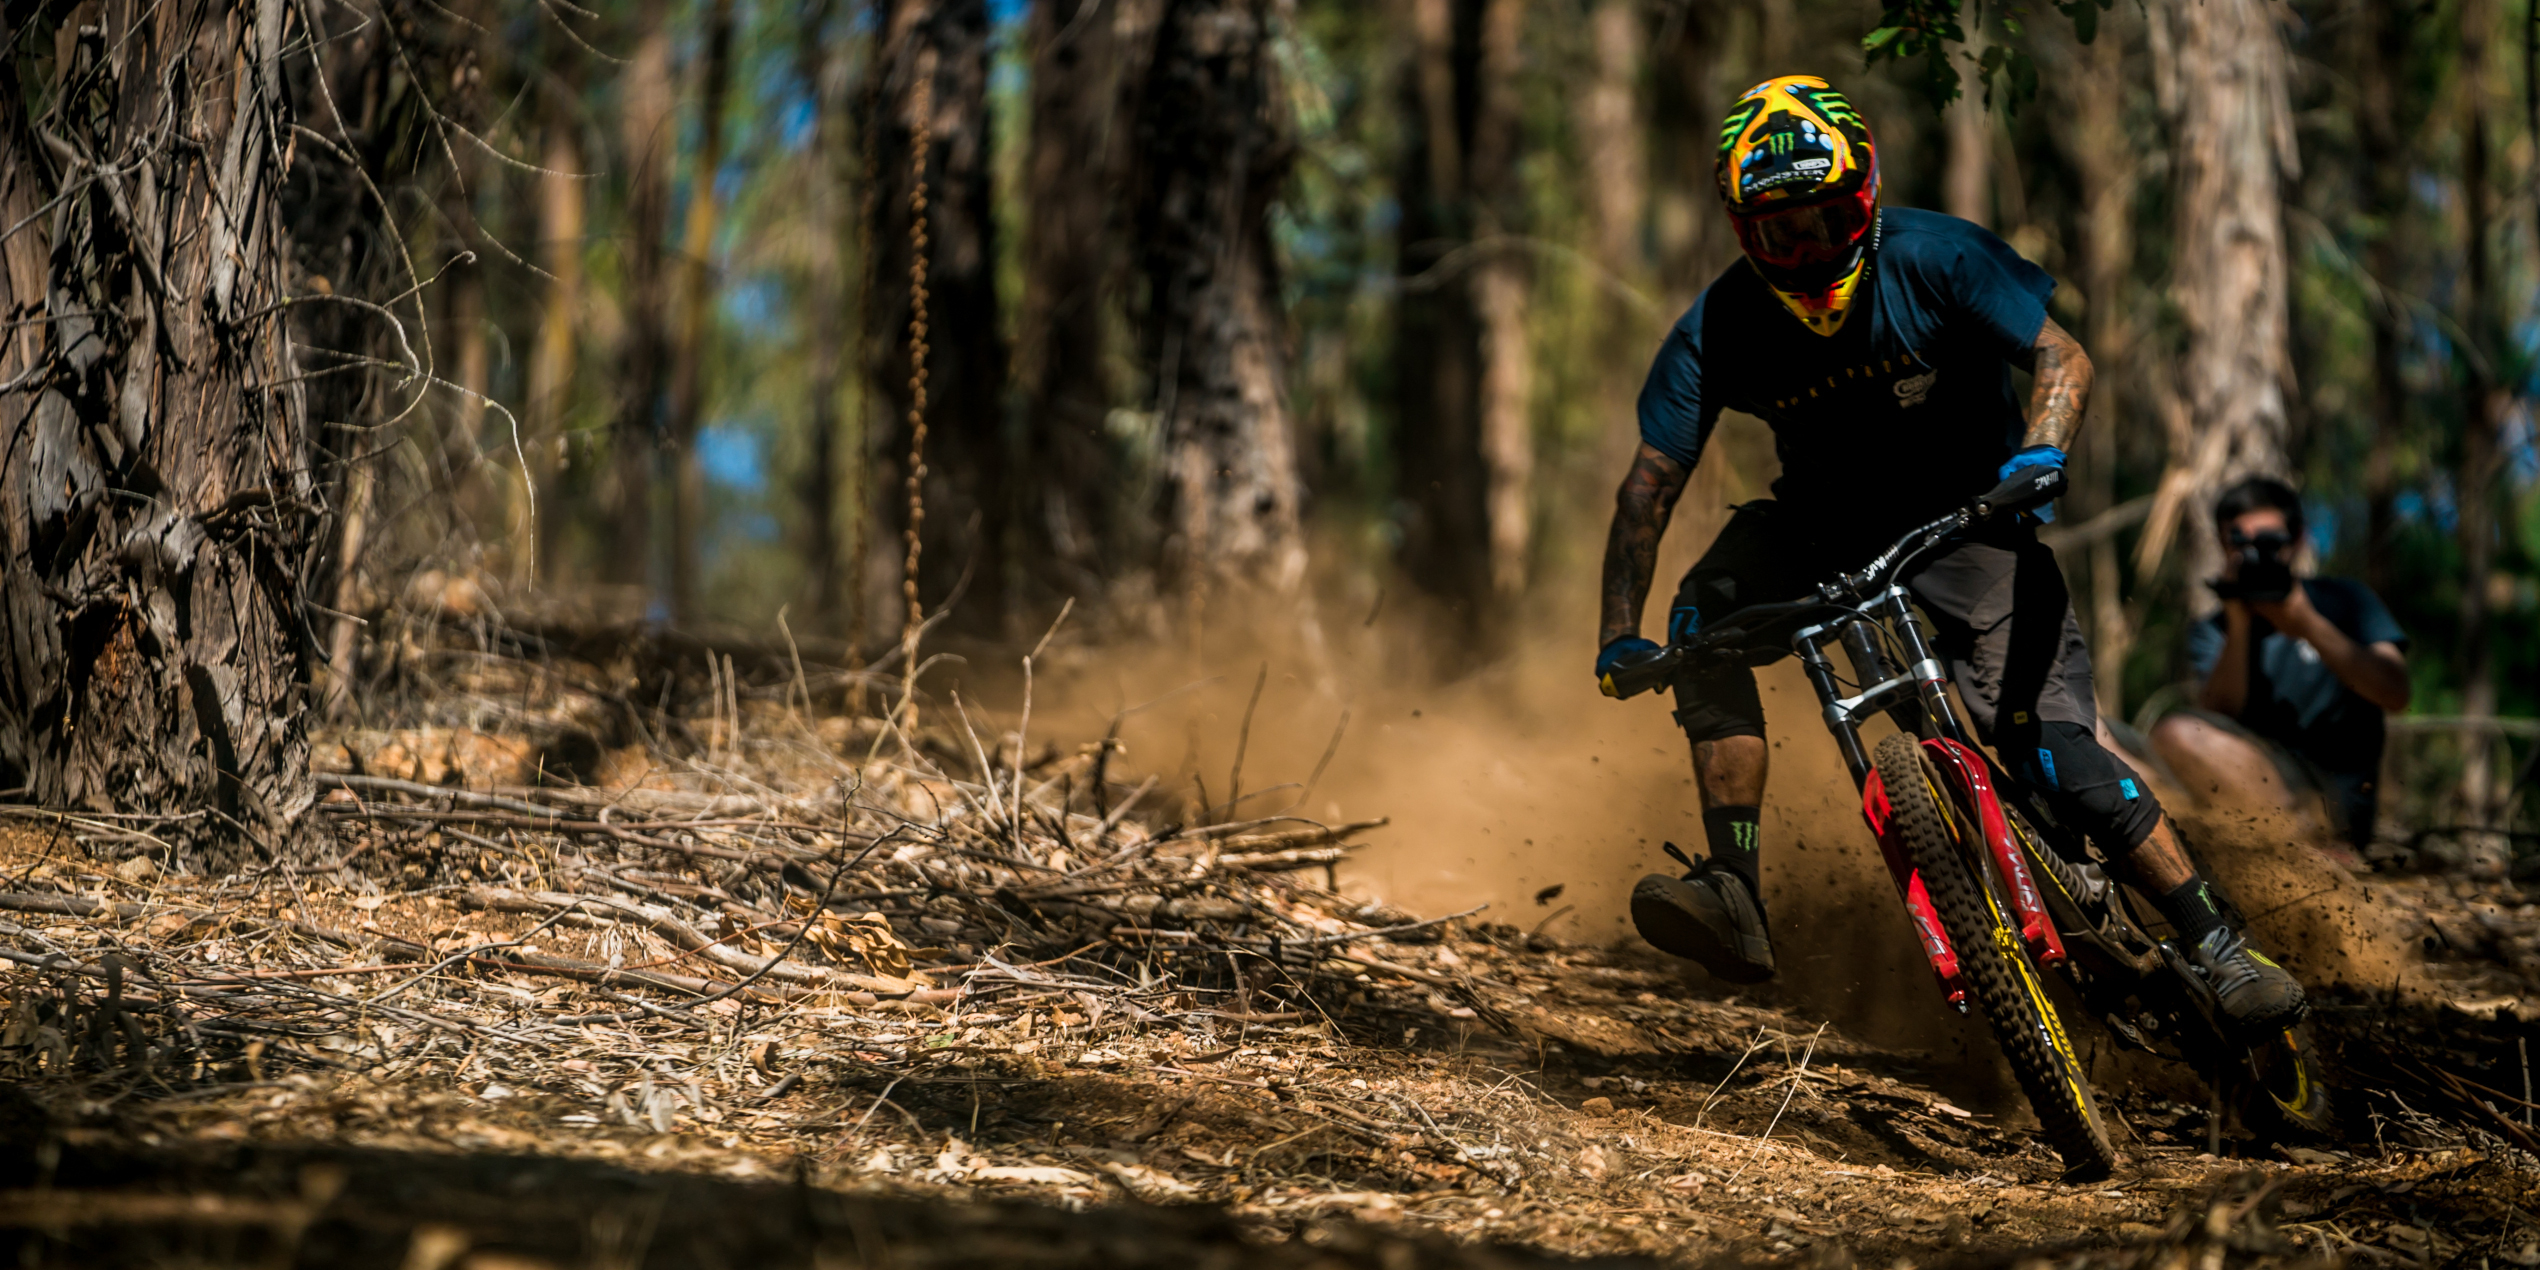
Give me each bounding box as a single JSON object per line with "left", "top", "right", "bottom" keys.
{"left": 2262, "top": 1029, "right": 2313, "bottom": 1115}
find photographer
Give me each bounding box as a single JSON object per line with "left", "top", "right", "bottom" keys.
{"left": 2150, "top": 477, "right": 2412, "bottom": 857}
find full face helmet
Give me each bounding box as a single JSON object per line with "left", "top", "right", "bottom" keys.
{"left": 1715, "top": 75, "right": 1880, "bottom": 336}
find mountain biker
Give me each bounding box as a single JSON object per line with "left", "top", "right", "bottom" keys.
{"left": 1593, "top": 74, "right": 2306, "bottom": 1036}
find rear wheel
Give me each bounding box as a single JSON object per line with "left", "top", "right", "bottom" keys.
{"left": 2239, "top": 1026, "right": 2336, "bottom": 1141}
{"left": 1872, "top": 732, "right": 2119, "bottom": 1180}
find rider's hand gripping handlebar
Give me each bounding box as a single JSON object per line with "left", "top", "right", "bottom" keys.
{"left": 1599, "top": 641, "right": 1681, "bottom": 700}
{"left": 1974, "top": 460, "right": 2067, "bottom": 522}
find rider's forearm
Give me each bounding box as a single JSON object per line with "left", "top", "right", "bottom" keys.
{"left": 2019, "top": 317, "right": 2093, "bottom": 452}
{"left": 1599, "top": 444, "right": 1690, "bottom": 646}
{"left": 2197, "top": 608, "right": 2253, "bottom": 716}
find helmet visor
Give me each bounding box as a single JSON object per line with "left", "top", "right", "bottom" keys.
{"left": 1734, "top": 196, "right": 1872, "bottom": 269}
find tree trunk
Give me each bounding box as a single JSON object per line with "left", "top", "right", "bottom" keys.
{"left": 1470, "top": 0, "right": 1530, "bottom": 600}
{"left": 2137, "top": 0, "right": 2297, "bottom": 603}
{"left": 1391, "top": 0, "right": 1532, "bottom": 636}
{"left": 1645, "top": 3, "right": 1724, "bottom": 309}
{"left": 865, "top": 0, "right": 1007, "bottom": 638}
{"left": 1945, "top": 43, "right": 1992, "bottom": 228}
{"left": 1017, "top": 0, "right": 1160, "bottom": 616}
{"left": 2454, "top": 0, "right": 2506, "bottom": 826}
{"left": 610, "top": 2, "right": 677, "bottom": 603}
{"left": 525, "top": 62, "right": 587, "bottom": 589}
{"left": 0, "top": 0, "right": 319, "bottom": 863}
{"left": 665, "top": 0, "right": 738, "bottom": 624}
{"left": 1393, "top": 0, "right": 1487, "bottom": 617}
{"left": 1574, "top": 0, "right": 1646, "bottom": 286}
{"left": 1570, "top": 0, "right": 1655, "bottom": 532}
{"left": 799, "top": 0, "right": 855, "bottom": 628}
{"left": 2354, "top": 0, "right": 2408, "bottom": 596}
{"left": 1130, "top": 0, "right": 1312, "bottom": 626}
{"left": 2061, "top": 13, "right": 2140, "bottom": 718}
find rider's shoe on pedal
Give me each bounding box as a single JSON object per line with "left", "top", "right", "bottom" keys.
{"left": 2157, "top": 878, "right": 2306, "bottom": 1033}
{"left": 2189, "top": 927, "right": 2307, "bottom": 1034}
{"left": 1632, "top": 842, "right": 1775, "bottom": 983}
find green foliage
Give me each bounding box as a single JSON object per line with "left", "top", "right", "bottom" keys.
{"left": 1864, "top": 0, "right": 2106, "bottom": 113}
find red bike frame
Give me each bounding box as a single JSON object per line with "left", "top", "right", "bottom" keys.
{"left": 1859, "top": 737, "right": 2067, "bottom": 1010}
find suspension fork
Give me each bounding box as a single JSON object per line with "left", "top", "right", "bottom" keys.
{"left": 1796, "top": 602, "right": 1967, "bottom": 1008}
{"left": 1877, "top": 588, "right": 1973, "bottom": 746}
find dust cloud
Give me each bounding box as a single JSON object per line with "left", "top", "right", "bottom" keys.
{"left": 1020, "top": 493, "right": 2012, "bottom": 1085}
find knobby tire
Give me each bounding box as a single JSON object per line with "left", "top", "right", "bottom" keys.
{"left": 1871, "top": 732, "right": 2119, "bottom": 1180}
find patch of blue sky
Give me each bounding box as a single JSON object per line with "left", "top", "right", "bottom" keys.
{"left": 699, "top": 423, "right": 767, "bottom": 494}
{"left": 2304, "top": 499, "right": 2341, "bottom": 558}
{"left": 2409, "top": 170, "right": 2450, "bottom": 211}
{"left": 987, "top": 0, "right": 1026, "bottom": 24}
{"left": 723, "top": 275, "right": 791, "bottom": 340}
{"left": 778, "top": 94, "right": 817, "bottom": 150}
{"left": 727, "top": 511, "right": 781, "bottom": 545}
{"left": 2395, "top": 479, "right": 2461, "bottom": 533}
{"left": 1366, "top": 196, "right": 1400, "bottom": 235}
{"left": 2505, "top": 398, "right": 2539, "bottom": 488}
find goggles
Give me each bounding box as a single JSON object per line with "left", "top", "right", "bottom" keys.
{"left": 1732, "top": 189, "right": 1874, "bottom": 270}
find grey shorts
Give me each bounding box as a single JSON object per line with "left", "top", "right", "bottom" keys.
{"left": 1666, "top": 501, "right": 2099, "bottom": 746}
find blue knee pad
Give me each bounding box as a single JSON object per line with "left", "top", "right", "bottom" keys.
{"left": 2022, "top": 720, "right": 2162, "bottom": 853}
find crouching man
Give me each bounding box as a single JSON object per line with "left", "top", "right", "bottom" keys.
{"left": 2150, "top": 477, "right": 2412, "bottom": 862}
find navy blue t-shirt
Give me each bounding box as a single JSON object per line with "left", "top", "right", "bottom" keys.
{"left": 2188, "top": 577, "right": 2409, "bottom": 778}
{"left": 1637, "top": 207, "right": 2054, "bottom": 531}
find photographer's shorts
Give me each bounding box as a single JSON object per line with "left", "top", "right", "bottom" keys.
{"left": 1667, "top": 500, "right": 2161, "bottom": 852}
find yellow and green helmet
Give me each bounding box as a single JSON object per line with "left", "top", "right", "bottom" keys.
{"left": 1715, "top": 75, "right": 1881, "bottom": 335}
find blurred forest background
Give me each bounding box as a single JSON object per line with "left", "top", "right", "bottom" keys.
{"left": 8, "top": 0, "right": 2534, "bottom": 843}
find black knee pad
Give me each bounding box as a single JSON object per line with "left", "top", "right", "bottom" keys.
{"left": 2020, "top": 720, "right": 2162, "bottom": 852}
{"left": 1670, "top": 661, "right": 1766, "bottom": 745}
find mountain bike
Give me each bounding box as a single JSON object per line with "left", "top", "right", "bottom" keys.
{"left": 1605, "top": 471, "right": 2333, "bottom": 1180}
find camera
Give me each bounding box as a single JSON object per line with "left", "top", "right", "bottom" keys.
{"left": 2211, "top": 529, "right": 2295, "bottom": 603}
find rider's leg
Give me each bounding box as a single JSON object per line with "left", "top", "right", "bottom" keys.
{"left": 1692, "top": 736, "right": 1767, "bottom": 890}
{"left": 1627, "top": 506, "right": 1799, "bottom": 979}
{"left": 1908, "top": 527, "right": 2306, "bottom": 1030}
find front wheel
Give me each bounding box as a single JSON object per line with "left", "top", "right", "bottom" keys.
{"left": 1873, "top": 732, "right": 2119, "bottom": 1180}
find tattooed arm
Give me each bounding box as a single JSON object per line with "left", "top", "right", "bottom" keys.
{"left": 2012, "top": 316, "right": 2092, "bottom": 451}
{"left": 1598, "top": 443, "right": 1694, "bottom": 648}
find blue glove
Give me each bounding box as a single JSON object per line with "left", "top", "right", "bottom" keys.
{"left": 1667, "top": 604, "right": 1702, "bottom": 646}
{"left": 1996, "top": 445, "right": 2066, "bottom": 523}
{"left": 1597, "top": 636, "right": 1661, "bottom": 698}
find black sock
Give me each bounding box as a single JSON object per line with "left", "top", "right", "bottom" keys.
{"left": 1703, "top": 805, "right": 1762, "bottom": 892}
{"left": 2156, "top": 879, "right": 2228, "bottom": 942}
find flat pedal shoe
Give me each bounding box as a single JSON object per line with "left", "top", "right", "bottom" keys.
{"left": 1631, "top": 846, "right": 1774, "bottom": 983}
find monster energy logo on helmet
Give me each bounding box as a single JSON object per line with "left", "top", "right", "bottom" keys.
{"left": 1714, "top": 75, "right": 1877, "bottom": 210}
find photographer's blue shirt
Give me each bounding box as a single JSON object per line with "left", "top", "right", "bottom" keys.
{"left": 1636, "top": 207, "right": 2054, "bottom": 531}
{"left": 2188, "top": 578, "right": 2409, "bottom": 778}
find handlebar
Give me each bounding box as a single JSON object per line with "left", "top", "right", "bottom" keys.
{"left": 1599, "top": 467, "right": 2064, "bottom": 701}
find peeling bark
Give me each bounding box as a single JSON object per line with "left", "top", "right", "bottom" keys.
{"left": 0, "top": 0, "right": 319, "bottom": 863}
